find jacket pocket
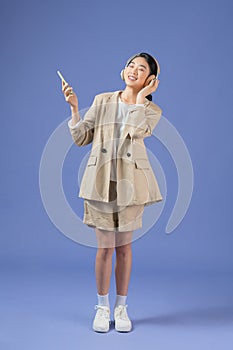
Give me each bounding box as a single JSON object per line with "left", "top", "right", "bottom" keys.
{"left": 134, "top": 158, "right": 150, "bottom": 169}
{"left": 87, "top": 155, "right": 97, "bottom": 166}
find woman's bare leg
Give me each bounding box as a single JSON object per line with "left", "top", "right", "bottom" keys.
{"left": 115, "top": 231, "right": 133, "bottom": 295}
{"left": 95, "top": 228, "right": 115, "bottom": 295}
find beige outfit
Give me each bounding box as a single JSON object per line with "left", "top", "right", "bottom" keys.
{"left": 68, "top": 90, "right": 163, "bottom": 231}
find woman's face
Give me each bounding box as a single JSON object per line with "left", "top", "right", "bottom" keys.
{"left": 124, "top": 56, "right": 151, "bottom": 89}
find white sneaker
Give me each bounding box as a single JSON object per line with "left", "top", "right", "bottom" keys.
{"left": 114, "top": 305, "right": 132, "bottom": 332}
{"left": 92, "top": 305, "right": 111, "bottom": 332}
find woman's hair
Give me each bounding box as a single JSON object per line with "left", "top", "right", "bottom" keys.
{"left": 126, "top": 52, "right": 159, "bottom": 101}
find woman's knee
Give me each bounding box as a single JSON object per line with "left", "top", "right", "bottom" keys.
{"left": 115, "top": 243, "right": 132, "bottom": 259}
{"left": 97, "top": 247, "right": 114, "bottom": 260}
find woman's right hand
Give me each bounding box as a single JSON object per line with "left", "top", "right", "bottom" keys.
{"left": 62, "top": 81, "right": 78, "bottom": 112}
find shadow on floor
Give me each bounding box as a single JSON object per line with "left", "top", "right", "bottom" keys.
{"left": 133, "top": 305, "right": 233, "bottom": 327}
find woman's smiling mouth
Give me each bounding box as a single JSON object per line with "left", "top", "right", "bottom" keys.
{"left": 128, "top": 75, "right": 137, "bottom": 81}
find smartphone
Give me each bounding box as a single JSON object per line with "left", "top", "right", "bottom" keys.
{"left": 57, "top": 70, "right": 67, "bottom": 84}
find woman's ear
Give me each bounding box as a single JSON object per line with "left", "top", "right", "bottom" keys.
{"left": 144, "top": 74, "right": 156, "bottom": 87}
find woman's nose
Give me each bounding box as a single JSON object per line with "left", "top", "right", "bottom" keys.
{"left": 131, "top": 66, "right": 138, "bottom": 74}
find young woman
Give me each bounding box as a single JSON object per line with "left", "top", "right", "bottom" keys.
{"left": 62, "top": 52, "right": 163, "bottom": 332}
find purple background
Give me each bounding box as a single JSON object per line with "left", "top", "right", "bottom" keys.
{"left": 1, "top": 0, "right": 233, "bottom": 349}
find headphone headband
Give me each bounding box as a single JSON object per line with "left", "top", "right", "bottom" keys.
{"left": 125, "top": 52, "right": 160, "bottom": 78}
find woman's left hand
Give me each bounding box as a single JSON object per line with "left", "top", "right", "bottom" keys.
{"left": 136, "top": 78, "right": 160, "bottom": 104}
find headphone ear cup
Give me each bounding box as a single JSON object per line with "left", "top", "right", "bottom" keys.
{"left": 120, "top": 69, "right": 125, "bottom": 81}
{"left": 144, "top": 74, "right": 156, "bottom": 87}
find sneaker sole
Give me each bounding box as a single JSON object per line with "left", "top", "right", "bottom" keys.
{"left": 114, "top": 322, "right": 132, "bottom": 332}
{"left": 93, "top": 321, "right": 111, "bottom": 333}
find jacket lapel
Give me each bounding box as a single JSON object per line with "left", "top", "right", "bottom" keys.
{"left": 103, "top": 91, "right": 120, "bottom": 141}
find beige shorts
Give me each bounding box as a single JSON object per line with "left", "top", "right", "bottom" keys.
{"left": 83, "top": 181, "right": 145, "bottom": 232}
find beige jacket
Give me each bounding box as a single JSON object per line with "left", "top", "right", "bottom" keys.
{"left": 68, "top": 90, "right": 163, "bottom": 206}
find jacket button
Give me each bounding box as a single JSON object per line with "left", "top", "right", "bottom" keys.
{"left": 127, "top": 152, "right": 131, "bottom": 157}
{"left": 101, "top": 148, "right": 107, "bottom": 153}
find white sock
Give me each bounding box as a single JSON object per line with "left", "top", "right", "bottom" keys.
{"left": 115, "top": 294, "right": 127, "bottom": 308}
{"left": 97, "top": 293, "right": 110, "bottom": 307}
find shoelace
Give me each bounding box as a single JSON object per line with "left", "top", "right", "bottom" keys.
{"left": 94, "top": 305, "right": 110, "bottom": 318}
{"left": 115, "top": 305, "right": 129, "bottom": 320}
